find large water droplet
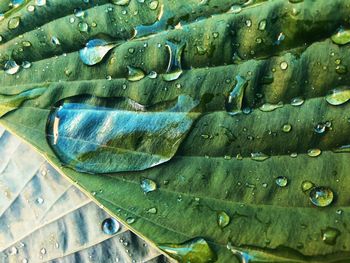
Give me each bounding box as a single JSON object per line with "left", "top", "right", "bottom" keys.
{"left": 102, "top": 218, "right": 120, "bottom": 235}
{"left": 127, "top": 66, "right": 146, "bottom": 81}
{"left": 309, "top": 186, "right": 334, "bottom": 207}
{"left": 331, "top": 27, "right": 350, "bottom": 45}
{"left": 0, "top": 88, "right": 46, "bottom": 118}
{"left": 325, "top": 88, "right": 350, "bottom": 106}
{"left": 217, "top": 211, "right": 230, "bottom": 228}
{"left": 46, "top": 95, "right": 199, "bottom": 173}
{"left": 225, "top": 75, "right": 247, "bottom": 115}
{"left": 8, "top": 17, "right": 20, "bottom": 30}
{"left": 322, "top": 227, "right": 340, "bottom": 245}
{"left": 163, "top": 41, "right": 185, "bottom": 81}
{"left": 159, "top": 238, "right": 217, "bottom": 263}
{"left": 307, "top": 148, "right": 321, "bottom": 157}
{"left": 79, "top": 39, "right": 118, "bottom": 66}
{"left": 4, "top": 60, "right": 20, "bottom": 75}
{"left": 140, "top": 178, "right": 157, "bottom": 193}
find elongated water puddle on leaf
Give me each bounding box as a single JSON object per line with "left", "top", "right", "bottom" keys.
{"left": 46, "top": 95, "right": 199, "bottom": 173}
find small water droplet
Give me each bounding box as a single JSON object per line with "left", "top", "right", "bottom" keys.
{"left": 309, "top": 186, "right": 334, "bottom": 207}
{"left": 140, "top": 178, "right": 157, "bottom": 193}
{"left": 325, "top": 88, "right": 350, "bottom": 106}
{"left": 51, "top": 36, "right": 61, "bottom": 46}
{"left": 229, "top": 5, "right": 242, "bottom": 14}
{"left": 8, "top": 17, "right": 20, "bottom": 30}
{"left": 258, "top": 20, "right": 266, "bottom": 31}
{"left": 78, "top": 22, "right": 89, "bottom": 32}
{"left": 217, "top": 211, "right": 230, "bottom": 228}
{"left": 147, "top": 207, "right": 157, "bottom": 214}
{"left": 301, "top": 180, "right": 314, "bottom": 193}
{"left": 275, "top": 176, "right": 288, "bottom": 187}
{"left": 112, "top": 0, "right": 130, "bottom": 5}
{"left": 9, "top": 246, "right": 18, "bottom": 255}
{"left": 22, "top": 61, "right": 32, "bottom": 69}
{"left": 126, "top": 217, "right": 135, "bottom": 224}
{"left": 79, "top": 39, "right": 117, "bottom": 66}
{"left": 159, "top": 238, "right": 217, "bottom": 263}
{"left": 282, "top": 124, "right": 292, "bottom": 133}
{"left": 307, "top": 148, "right": 321, "bottom": 157}
{"left": 280, "top": 61, "right": 288, "bottom": 70}
{"left": 321, "top": 227, "right": 340, "bottom": 245}
{"left": 40, "top": 248, "right": 46, "bottom": 255}
{"left": 35, "top": 197, "right": 44, "bottom": 205}
{"left": 259, "top": 102, "right": 283, "bottom": 112}
{"left": 290, "top": 97, "right": 304, "bottom": 106}
{"left": 102, "top": 218, "right": 120, "bottom": 235}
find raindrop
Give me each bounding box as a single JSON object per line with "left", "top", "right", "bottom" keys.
{"left": 225, "top": 75, "right": 248, "bottom": 115}
{"left": 309, "top": 186, "right": 334, "bottom": 207}
{"left": 102, "top": 218, "right": 120, "bottom": 235}
{"left": 325, "top": 88, "right": 350, "bottom": 106}
{"left": 282, "top": 124, "right": 292, "bottom": 133}
{"left": 140, "top": 178, "right": 157, "bottom": 193}
{"left": 251, "top": 152, "right": 269, "bottom": 162}
{"left": 126, "top": 217, "right": 135, "bottom": 224}
{"left": 9, "top": 246, "right": 18, "bottom": 255}
{"left": 259, "top": 102, "right": 283, "bottom": 112}
{"left": 148, "top": 71, "right": 158, "bottom": 79}
{"left": 112, "top": 0, "right": 130, "bottom": 6}
{"left": 147, "top": 207, "right": 157, "bottom": 214}
{"left": 40, "top": 248, "right": 46, "bottom": 255}
{"left": 217, "top": 211, "right": 230, "bottom": 228}
{"left": 321, "top": 227, "right": 340, "bottom": 245}
{"left": 79, "top": 39, "right": 117, "bottom": 66}
{"left": 8, "top": 17, "right": 20, "bottom": 30}
{"left": 290, "top": 97, "right": 304, "bottom": 106}
{"left": 35, "top": 197, "right": 44, "bottom": 205}
{"left": 36, "top": 0, "right": 46, "bottom": 6}
{"left": 307, "top": 148, "right": 321, "bottom": 157}
{"left": 275, "top": 176, "right": 288, "bottom": 187}
{"left": 159, "top": 238, "right": 217, "bottom": 263}
{"left": 258, "top": 20, "right": 266, "bottom": 31}
{"left": 22, "top": 61, "right": 32, "bottom": 69}
{"left": 4, "top": 60, "right": 20, "bottom": 75}
{"left": 163, "top": 41, "right": 185, "bottom": 81}
{"left": 78, "top": 22, "right": 89, "bottom": 32}
{"left": 280, "top": 61, "right": 288, "bottom": 70}
{"left": 301, "top": 180, "right": 314, "bottom": 193}
{"left": 46, "top": 95, "right": 199, "bottom": 173}
{"left": 229, "top": 5, "right": 242, "bottom": 14}
{"left": 331, "top": 27, "right": 350, "bottom": 45}
{"left": 127, "top": 66, "right": 146, "bottom": 82}
{"left": 51, "top": 36, "right": 61, "bottom": 46}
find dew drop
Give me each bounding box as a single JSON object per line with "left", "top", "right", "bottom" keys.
{"left": 147, "top": 207, "right": 157, "bottom": 214}
{"left": 275, "top": 176, "right": 288, "bottom": 187}
{"left": 40, "top": 248, "right": 46, "bottom": 255}
{"left": 22, "top": 61, "right": 32, "bottom": 69}
{"left": 148, "top": 71, "right": 158, "bottom": 79}
{"left": 79, "top": 39, "right": 117, "bottom": 66}
{"left": 301, "top": 180, "right": 314, "bottom": 193}
{"left": 282, "top": 124, "right": 292, "bottom": 133}
{"left": 46, "top": 95, "right": 199, "bottom": 173}
{"left": 217, "top": 211, "right": 230, "bottom": 228}
{"left": 102, "top": 218, "right": 120, "bottom": 235}
{"left": 51, "top": 36, "right": 61, "bottom": 46}
{"left": 9, "top": 246, "right": 18, "bottom": 255}
{"left": 127, "top": 66, "right": 145, "bottom": 82}
{"left": 4, "top": 60, "right": 20, "bottom": 75}
{"left": 259, "top": 102, "right": 283, "bottom": 112}
{"left": 159, "top": 238, "right": 217, "bottom": 263}
{"left": 112, "top": 0, "right": 130, "bottom": 5}
{"left": 35, "top": 197, "right": 44, "bottom": 205}
{"left": 290, "top": 97, "right": 304, "bottom": 106}
{"left": 8, "top": 17, "right": 20, "bottom": 30}
{"left": 331, "top": 27, "right": 350, "bottom": 45}
{"left": 307, "top": 148, "right": 321, "bottom": 157}
{"left": 225, "top": 75, "right": 247, "bottom": 115}
{"left": 78, "top": 22, "right": 89, "bottom": 32}
{"left": 280, "top": 61, "right": 288, "bottom": 70}
{"left": 251, "top": 152, "right": 269, "bottom": 162}
{"left": 309, "top": 186, "right": 334, "bottom": 207}
{"left": 325, "top": 88, "right": 350, "bottom": 106}
{"left": 321, "top": 227, "right": 340, "bottom": 245}
{"left": 163, "top": 41, "right": 185, "bottom": 81}
{"left": 258, "top": 20, "right": 266, "bottom": 31}
{"left": 140, "top": 178, "right": 157, "bottom": 193}
{"left": 126, "top": 217, "right": 135, "bottom": 224}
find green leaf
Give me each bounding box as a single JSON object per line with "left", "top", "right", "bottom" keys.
{"left": 0, "top": 126, "right": 171, "bottom": 262}
{"left": 0, "top": 0, "right": 350, "bottom": 262}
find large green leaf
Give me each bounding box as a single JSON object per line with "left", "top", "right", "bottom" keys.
{"left": 0, "top": 126, "right": 171, "bottom": 263}
{"left": 0, "top": 0, "right": 350, "bottom": 262}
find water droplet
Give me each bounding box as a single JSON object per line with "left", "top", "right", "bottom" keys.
{"left": 163, "top": 41, "right": 185, "bottom": 81}
{"left": 51, "top": 36, "right": 61, "bottom": 46}
{"left": 325, "top": 88, "right": 350, "bottom": 106}
{"left": 79, "top": 39, "right": 117, "bottom": 66}
{"left": 126, "top": 217, "right": 135, "bottom": 224}
{"left": 22, "top": 61, "right": 32, "bottom": 69}
{"left": 282, "top": 124, "right": 292, "bottom": 133}
{"left": 301, "top": 180, "right": 314, "bottom": 193}
{"left": 22, "top": 259, "right": 28, "bottom": 263}
{"left": 307, "top": 148, "right": 321, "bottom": 157}
{"left": 331, "top": 27, "right": 350, "bottom": 45}
{"left": 290, "top": 97, "right": 304, "bottom": 106}
{"left": 251, "top": 152, "right": 269, "bottom": 162}
{"left": 112, "top": 0, "right": 130, "bottom": 6}
{"left": 140, "top": 178, "right": 157, "bottom": 193}
{"left": 217, "top": 211, "right": 230, "bottom": 228}
{"left": 280, "top": 61, "right": 288, "bottom": 70}
{"left": 259, "top": 102, "right": 283, "bottom": 112}
{"left": 36, "top": 0, "right": 46, "bottom": 6}
{"left": 275, "top": 176, "right": 288, "bottom": 187}
{"left": 258, "top": 20, "right": 266, "bottom": 31}
{"left": 333, "top": 144, "right": 350, "bottom": 153}
{"left": 8, "top": 17, "right": 20, "bottom": 30}
{"left": 309, "top": 186, "right": 334, "bottom": 207}
{"left": 225, "top": 75, "right": 247, "bottom": 115}
{"left": 159, "top": 238, "right": 217, "bottom": 263}
{"left": 102, "top": 218, "right": 120, "bottom": 235}
{"left": 149, "top": 0, "right": 158, "bottom": 10}
{"left": 147, "top": 207, "right": 157, "bottom": 214}
{"left": 78, "top": 22, "right": 89, "bottom": 32}
{"left": 148, "top": 71, "right": 158, "bottom": 79}
{"left": 9, "top": 246, "right": 18, "bottom": 255}
{"left": 127, "top": 66, "right": 145, "bottom": 81}
{"left": 314, "top": 122, "right": 330, "bottom": 134}
{"left": 46, "top": 95, "right": 199, "bottom": 173}
{"left": 4, "top": 60, "right": 20, "bottom": 75}
{"left": 40, "top": 248, "right": 46, "bottom": 255}
{"left": 322, "top": 227, "right": 340, "bottom": 245}
{"left": 35, "top": 197, "right": 44, "bottom": 205}
{"left": 229, "top": 5, "right": 242, "bottom": 14}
